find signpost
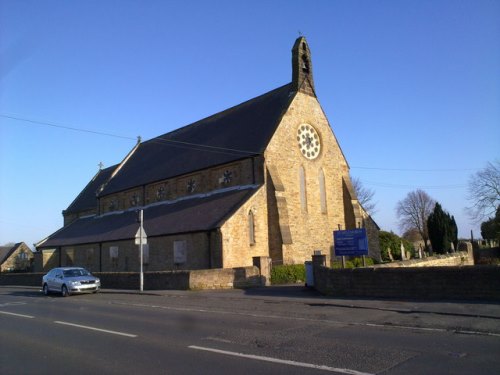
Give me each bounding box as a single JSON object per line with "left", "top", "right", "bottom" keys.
{"left": 135, "top": 210, "right": 147, "bottom": 292}
{"left": 334, "top": 228, "right": 369, "bottom": 258}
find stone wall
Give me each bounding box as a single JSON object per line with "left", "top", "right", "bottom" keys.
{"left": 0, "top": 266, "right": 262, "bottom": 290}
{"left": 220, "top": 186, "right": 270, "bottom": 268}
{"left": 373, "top": 251, "right": 473, "bottom": 268}
{"left": 313, "top": 264, "right": 500, "bottom": 301}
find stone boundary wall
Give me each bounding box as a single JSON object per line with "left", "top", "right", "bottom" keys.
{"left": 313, "top": 265, "right": 500, "bottom": 301}
{"left": 0, "top": 266, "right": 262, "bottom": 290}
{"left": 373, "top": 251, "right": 473, "bottom": 268}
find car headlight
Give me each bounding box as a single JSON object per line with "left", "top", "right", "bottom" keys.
{"left": 70, "top": 281, "right": 81, "bottom": 286}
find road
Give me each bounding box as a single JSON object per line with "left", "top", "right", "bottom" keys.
{"left": 1, "top": 285, "right": 499, "bottom": 374}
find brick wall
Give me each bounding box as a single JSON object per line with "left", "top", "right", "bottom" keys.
{"left": 313, "top": 264, "right": 500, "bottom": 301}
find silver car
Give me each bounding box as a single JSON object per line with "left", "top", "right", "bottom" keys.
{"left": 42, "top": 267, "right": 101, "bottom": 297}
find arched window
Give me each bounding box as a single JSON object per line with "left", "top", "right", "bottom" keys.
{"left": 299, "top": 166, "right": 307, "bottom": 212}
{"left": 319, "top": 169, "right": 327, "bottom": 214}
{"left": 248, "top": 210, "right": 255, "bottom": 245}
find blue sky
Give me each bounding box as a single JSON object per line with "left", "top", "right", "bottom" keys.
{"left": 1, "top": 0, "right": 499, "bottom": 248}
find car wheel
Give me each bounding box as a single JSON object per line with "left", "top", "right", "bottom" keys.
{"left": 43, "top": 284, "right": 49, "bottom": 296}
{"left": 61, "top": 285, "right": 70, "bottom": 297}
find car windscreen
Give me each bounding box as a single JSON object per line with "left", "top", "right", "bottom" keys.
{"left": 63, "top": 269, "right": 90, "bottom": 277}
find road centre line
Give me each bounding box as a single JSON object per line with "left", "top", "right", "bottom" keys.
{"left": 189, "top": 345, "right": 374, "bottom": 375}
{"left": 54, "top": 321, "right": 137, "bottom": 338}
{"left": 0, "top": 310, "right": 34, "bottom": 319}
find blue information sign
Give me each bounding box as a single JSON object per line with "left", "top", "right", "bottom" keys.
{"left": 334, "top": 228, "right": 369, "bottom": 256}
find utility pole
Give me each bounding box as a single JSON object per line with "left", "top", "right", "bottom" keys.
{"left": 136, "top": 209, "right": 146, "bottom": 292}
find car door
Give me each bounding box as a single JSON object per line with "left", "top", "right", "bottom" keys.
{"left": 48, "top": 270, "right": 62, "bottom": 291}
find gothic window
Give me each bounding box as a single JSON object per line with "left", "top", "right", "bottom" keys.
{"left": 299, "top": 166, "right": 307, "bottom": 212}
{"left": 248, "top": 210, "right": 256, "bottom": 245}
{"left": 319, "top": 169, "right": 327, "bottom": 214}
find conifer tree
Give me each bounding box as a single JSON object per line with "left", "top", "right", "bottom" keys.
{"left": 427, "top": 202, "right": 457, "bottom": 254}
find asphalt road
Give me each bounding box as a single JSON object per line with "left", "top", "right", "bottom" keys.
{"left": 1, "top": 285, "right": 499, "bottom": 374}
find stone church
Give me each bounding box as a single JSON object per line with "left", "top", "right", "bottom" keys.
{"left": 37, "top": 37, "right": 380, "bottom": 272}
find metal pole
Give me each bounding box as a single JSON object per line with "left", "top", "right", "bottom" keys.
{"left": 337, "top": 224, "right": 345, "bottom": 269}
{"left": 139, "top": 209, "right": 143, "bottom": 292}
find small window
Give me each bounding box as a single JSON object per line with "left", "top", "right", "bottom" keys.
{"left": 174, "top": 240, "right": 187, "bottom": 265}
{"left": 248, "top": 210, "right": 256, "bottom": 245}
{"left": 109, "top": 246, "right": 119, "bottom": 259}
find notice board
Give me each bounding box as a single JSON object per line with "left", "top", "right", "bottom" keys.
{"left": 334, "top": 228, "right": 369, "bottom": 256}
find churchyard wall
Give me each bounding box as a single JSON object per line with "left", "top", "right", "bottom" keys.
{"left": 313, "top": 263, "right": 500, "bottom": 300}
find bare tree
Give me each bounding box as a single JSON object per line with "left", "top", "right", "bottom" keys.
{"left": 467, "top": 160, "right": 500, "bottom": 223}
{"left": 351, "top": 177, "right": 377, "bottom": 214}
{"left": 396, "top": 189, "right": 435, "bottom": 253}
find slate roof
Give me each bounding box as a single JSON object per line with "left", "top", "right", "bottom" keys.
{"left": 65, "top": 166, "right": 116, "bottom": 214}
{"left": 39, "top": 186, "right": 258, "bottom": 248}
{"left": 100, "top": 83, "right": 294, "bottom": 196}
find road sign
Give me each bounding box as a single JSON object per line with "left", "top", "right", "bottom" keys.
{"left": 135, "top": 227, "right": 147, "bottom": 245}
{"left": 334, "top": 228, "right": 368, "bottom": 256}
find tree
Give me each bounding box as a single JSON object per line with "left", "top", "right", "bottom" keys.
{"left": 395, "top": 189, "right": 435, "bottom": 254}
{"left": 467, "top": 160, "right": 500, "bottom": 223}
{"left": 481, "top": 206, "right": 500, "bottom": 242}
{"left": 427, "top": 202, "right": 458, "bottom": 254}
{"left": 351, "top": 177, "right": 377, "bottom": 214}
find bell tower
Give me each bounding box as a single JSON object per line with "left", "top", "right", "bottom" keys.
{"left": 292, "top": 37, "right": 315, "bottom": 96}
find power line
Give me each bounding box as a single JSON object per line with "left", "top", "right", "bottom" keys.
{"left": 1, "top": 113, "right": 259, "bottom": 157}
{"left": 1, "top": 114, "right": 135, "bottom": 141}
{"left": 351, "top": 166, "right": 479, "bottom": 172}
{"left": 363, "top": 180, "right": 466, "bottom": 189}
{"left": 0, "top": 113, "right": 485, "bottom": 171}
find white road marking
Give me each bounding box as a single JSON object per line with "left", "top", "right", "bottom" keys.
{"left": 0, "top": 310, "right": 34, "bottom": 319}
{"left": 54, "top": 321, "right": 137, "bottom": 338}
{"left": 189, "top": 345, "right": 374, "bottom": 375}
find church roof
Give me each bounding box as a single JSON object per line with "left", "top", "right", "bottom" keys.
{"left": 39, "top": 186, "right": 258, "bottom": 248}
{"left": 100, "top": 83, "right": 294, "bottom": 196}
{"left": 64, "top": 166, "right": 116, "bottom": 214}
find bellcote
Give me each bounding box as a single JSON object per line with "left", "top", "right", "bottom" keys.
{"left": 292, "top": 37, "right": 315, "bottom": 96}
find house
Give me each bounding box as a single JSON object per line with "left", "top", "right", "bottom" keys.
{"left": 36, "top": 37, "right": 380, "bottom": 272}
{"left": 0, "top": 242, "right": 34, "bottom": 272}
